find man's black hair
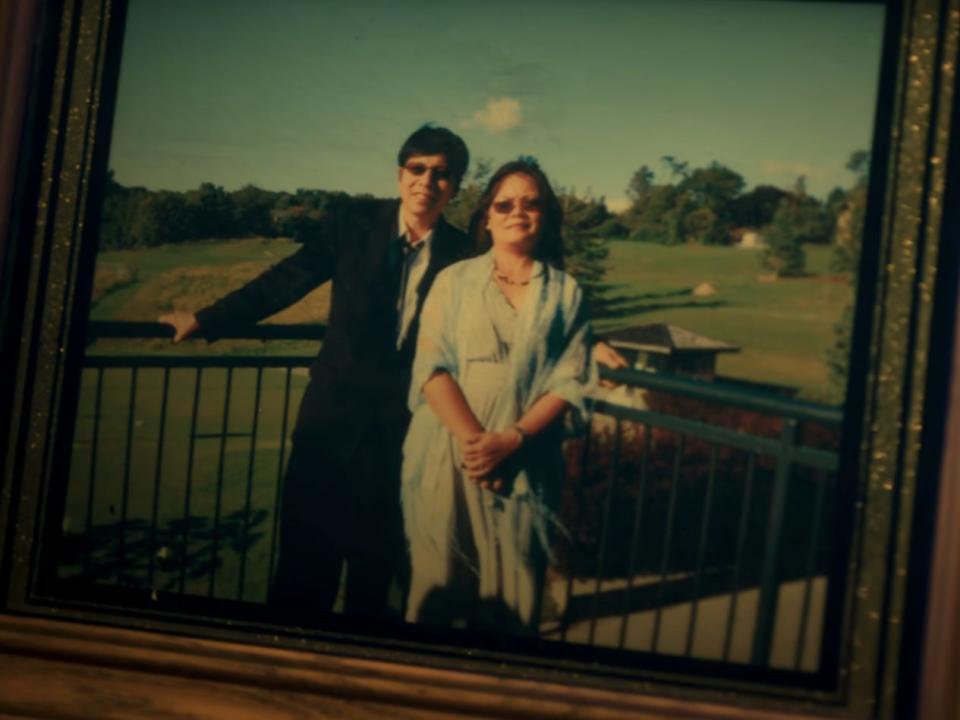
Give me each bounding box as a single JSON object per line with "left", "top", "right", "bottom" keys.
{"left": 397, "top": 125, "right": 470, "bottom": 191}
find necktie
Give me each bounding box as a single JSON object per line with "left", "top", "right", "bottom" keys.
{"left": 396, "top": 239, "right": 424, "bottom": 314}
{"left": 387, "top": 237, "right": 425, "bottom": 345}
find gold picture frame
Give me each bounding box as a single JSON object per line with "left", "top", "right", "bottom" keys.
{"left": 1, "top": 0, "right": 958, "bottom": 717}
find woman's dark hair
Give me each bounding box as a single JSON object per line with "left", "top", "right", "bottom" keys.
{"left": 397, "top": 124, "right": 470, "bottom": 191}
{"left": 468, "top": 158, "right": 565, "bottom": 269}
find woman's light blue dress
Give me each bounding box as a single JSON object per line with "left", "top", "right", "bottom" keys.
{"left": 401, "top": 251, "right": 593, "bottom": 629}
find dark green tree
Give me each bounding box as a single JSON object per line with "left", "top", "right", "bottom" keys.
{"left": 825, "top": 302, "right": 854, "bottom": 401}
{"left": 129, "top": 191, "right": 192, "bottom": 247}
{"left": 678, "top": 163, "right": 745, "bottom": 210}
{"left": 682, "top": 206, "right": 721, "bottom": 245}
{"left": 621, "top": 159, "right": 745, "bottom": 245}
{"left": 831, "top": 186, "right": 866, "bottom": 272}
{"left": 185, "top": 183, "right": 236, "bottom": 239}
{"left": 831, "top": 150, "right": 870, "bottom": 272}
{"left": 550, "top": 190, "right": 610, "bottom": 309}
{"left": 675, "top": 162, "right": 745, "bottom": 244}
{"left": 729, "top": 184, "right": 788, "bottom": 228}
{"left": 231, "top": 184, "right": 276, "bottom": 237}
{"left": 623, "top": 183, "right": 679, "bottom": 243}
{"left": 761, "top": 176, "right": 830, "bottom": 273}
{"left": 561, "top": 192, "right": 611, "bottom": 234}
{"left": 275, "top": 191, "right": 348, "bottom": 242}
{"left": 273, "top": 192, "right": 293, "bottom": 212}
{"left": 846, "top": 150, "right": 870, "bottom": 183}
{"left": 98, "top": 170, "right": 148, "bottom": 249}
{"left": 761, "top": 194, "right": 808, "bottom": 277}
{"left": 626, "top": 165, "right": 655, "bottom": 204}
{"left": 443, "top": 158, "right": 492, "bottom": 233}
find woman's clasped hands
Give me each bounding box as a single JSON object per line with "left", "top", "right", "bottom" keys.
{"left": 458, "top": 428, "right": 524, "bottom": 492}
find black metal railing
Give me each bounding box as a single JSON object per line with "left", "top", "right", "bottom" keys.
{"left": 554, "top": 369, "right": 840, "bottom": 668}
{"left": 57, "top": 321, "right": 841, "bottom": 670}
{"left": 62, "top": 354, "right": 310, "bottom": 604}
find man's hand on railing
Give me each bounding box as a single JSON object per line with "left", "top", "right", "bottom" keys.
{"left": 158, "top": 311, "right": 200, "bottom": 344}
{"left": 593, "top": 341, "right": 629, "bottom": 388}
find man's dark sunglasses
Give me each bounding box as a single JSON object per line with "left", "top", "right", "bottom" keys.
{"left": 404, "top": 163, "right": 452, "bottom": 181}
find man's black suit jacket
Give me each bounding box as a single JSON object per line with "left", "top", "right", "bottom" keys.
{"left": 195, "top": 197, "right": 471, "bottom": 464}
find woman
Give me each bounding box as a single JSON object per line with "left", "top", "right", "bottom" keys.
{"left": 401, "top": 159, "right": 594, "bottom": 632}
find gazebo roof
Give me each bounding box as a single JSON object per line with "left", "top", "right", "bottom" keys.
{"left": 602, "top": 323, "right": 740, "bottom": 356}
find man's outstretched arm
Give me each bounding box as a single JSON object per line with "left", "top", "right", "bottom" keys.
{"left": 158, "top": 206, "right": 340, "bottom": 341}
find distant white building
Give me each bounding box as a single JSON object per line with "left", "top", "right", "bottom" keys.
{"left": 737, "top": 230, "right": 767, "bottom": 249}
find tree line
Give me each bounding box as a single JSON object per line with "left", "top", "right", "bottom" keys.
{"left": 97, "top": 163, "right": 617, "bottom": 307}
{"left": 100, "top": 150, "right": 867, "bottom": 265}
{"left": 98, "top": 163, "right": 619, "bottom": 252}
{"left": 618, "top": 150, "right": 868, "bottom": 277}
{"left": 98, "top": 170, "right": 351, "bottom": 250}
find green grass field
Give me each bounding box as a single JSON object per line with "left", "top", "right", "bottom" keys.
{"left": 598, "top": 242, "right": 853, "bottom": 401}
{"left": 90, "top": 237, "right": 326, "bottom": 357}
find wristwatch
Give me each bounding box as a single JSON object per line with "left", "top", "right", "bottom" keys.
{"left": 512, "top": 424, "right": 529, "bottom": 448}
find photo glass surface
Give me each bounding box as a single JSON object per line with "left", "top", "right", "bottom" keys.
{"left": 50, "top": 0, "right": 887, "bottom": 679}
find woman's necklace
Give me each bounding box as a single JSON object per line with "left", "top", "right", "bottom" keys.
{"left": 493, "top": 260, "right": 532, "bottom": 287}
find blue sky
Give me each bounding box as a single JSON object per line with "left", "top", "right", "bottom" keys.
{"left": 109, "top": 0, "right": 885, "bottom": 208}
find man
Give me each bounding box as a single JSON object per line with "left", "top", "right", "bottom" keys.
{"left": 160, "top": 125, "right": 473, "bottom": 621}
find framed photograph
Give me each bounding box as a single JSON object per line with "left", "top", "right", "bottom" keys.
{"left": 1, "top": 0, "right": 958, "bottom": 717}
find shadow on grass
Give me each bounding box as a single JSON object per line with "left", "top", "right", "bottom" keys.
{"left": 56, "top": 507, "right": 271, "bottom": 593}
{"left": 593, "top": 285, "right": 727, "bottom": 321}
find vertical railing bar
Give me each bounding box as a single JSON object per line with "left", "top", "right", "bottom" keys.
{"left": 723, "top": 452, "right": 756, "bottom": 662}
{"left": 752, "top": 418, "right": 799, "bottom": 666}
{"left": 793, "top": 468, "right": 828, "bottom": 671}
{"left": 618, "top": 423, "right": 651, "bottom": 650}
{"left": 561, "top": 408, "right": 593, "bottom": 642}
{"left": 179, "top": 368, "right": 203, "bottom": 594}
{"left": 117, "top": 367, "right": 138, "bottom": 586}
{"left": 147, "top": 368, "right": 171, "bottom": 589}
{"left": 268, "top": 367, "right": 293, "bottom": 587}
{"left": 209, "top": 367, "right": 234, "bottom": 597}
{"left": 685, "top": 443, "right": 719, "bottom": 657}
{"left": 237, "top": 367, "right": 264, "bottom": 601}
{"left": 651, "top": 433, "right": 684, "bottom": 653}
{"left": 588, "top": 416, "right": 621, "bottom": 645}
{"left": 83, "top": 367, "right": 105, "bottom": 580}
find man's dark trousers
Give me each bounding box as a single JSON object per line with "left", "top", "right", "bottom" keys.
{"left": 270, "top": 415, "right": 408, "bottom": 620}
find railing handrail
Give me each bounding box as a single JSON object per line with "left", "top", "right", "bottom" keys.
{"left": 83, "top": 355, "right": 318, "bottom": 369}
{"left": 588, "top": 398, "right": 838, "bottom": 471}
{"left": 598, "top": 367, "right": 843, "bottom": 427}
{"left": 87, "top": 320, "right": 326, "bottom": 341}
{"left": 85, "top": 320, "right": 843, "bottom": 426}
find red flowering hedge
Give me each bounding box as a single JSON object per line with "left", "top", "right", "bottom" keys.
{"left": 553, "top": 391, "right": 840, "bottom": 581}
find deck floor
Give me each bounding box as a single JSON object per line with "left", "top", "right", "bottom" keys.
{"left": 541, "top": 573, "right": 827, "bottom": 671}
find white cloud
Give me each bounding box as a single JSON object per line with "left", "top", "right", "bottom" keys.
{"left": 462, "top": 97, "right": 523, "bottom": 134}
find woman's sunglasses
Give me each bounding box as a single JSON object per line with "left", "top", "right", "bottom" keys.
{"left": 491, "top": 198, "right": 543, "bottom": 214}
